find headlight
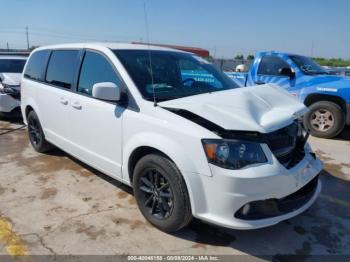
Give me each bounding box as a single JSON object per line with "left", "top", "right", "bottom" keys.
{"left": 1, "top": 84, "right": 20, "bottom": 96}
{"left": 202, "top": 139, "right": 267, "bottom": 170}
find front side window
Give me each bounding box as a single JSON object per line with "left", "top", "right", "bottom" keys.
{"left": 113, "top": 50, "right": 238, "bottom": 102}
{"left": 290, "top": 55, "right": 328, "bottom": 75}
{"left": 78, "top": 51, "right": 122, "bottom": 96}
{"left": 258, "top": 55, "right": 291, "bottom": 76}
{"left": 0, "top": 59, "right": 26, "bottom": 73}
{"left": 46, "top": 50, "right": 79, "bottom": 89}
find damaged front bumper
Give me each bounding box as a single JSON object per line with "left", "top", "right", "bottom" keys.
{"left": 188, "top": 144, "right": 323, "bottom": 230}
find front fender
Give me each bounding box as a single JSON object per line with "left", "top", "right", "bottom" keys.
{"left": 122, "top": 131, "right": 210, "bottom": 215}
{"left": 122, "top": 132, "right": 207, "bottom": 182}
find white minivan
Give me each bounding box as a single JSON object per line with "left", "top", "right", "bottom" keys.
{"left": 21, "top": 43, "right": 322, "bottom": 232}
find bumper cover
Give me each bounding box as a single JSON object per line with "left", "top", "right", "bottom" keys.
{"left": 189, "top": 148, "right": 323, "bottom": 230}
{"left": 0, "top": 93, "right": 20, "bottom": 113}
{"left": 235, "top": 175, "right": 319, "bottom": 220}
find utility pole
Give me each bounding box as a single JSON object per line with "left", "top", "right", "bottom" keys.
{"left": 26, "top": 26, "right": 30, "bottom": 50}
{"left": 6, "top": 42, "right": 9, "bottom": 51}
{"left": 311, "top": 40, "right": 314, "bottom": 58}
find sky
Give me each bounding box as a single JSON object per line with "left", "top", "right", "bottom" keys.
{"left": 1, "top": 0, "right": 349, "bottom": 59}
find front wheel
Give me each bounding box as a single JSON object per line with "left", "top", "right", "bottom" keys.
{"left": 133, "top": 154, "right": 192, "bottom": 232}
{"left": 304, "top": 101, "right": 345, "bottom": 139}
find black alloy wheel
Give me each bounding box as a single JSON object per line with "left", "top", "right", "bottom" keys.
{"left": 138, "top": 168, "right": 174, "bottom": 219}
{"left": 133, "top": 154, "right": 192, "bottom": 232}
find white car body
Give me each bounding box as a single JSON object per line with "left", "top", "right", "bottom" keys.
{"left": 21, "top": 43, "right": 322, "bottom": 230}
{"left": 0, "top": 56, "right": 27, "bottom": 114}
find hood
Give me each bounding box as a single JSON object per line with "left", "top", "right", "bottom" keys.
{"left": 158, "top": 84, "right": 307, "bottom": 133}
{"left": 0, "top": 73, "right": 22, "bottom": 88}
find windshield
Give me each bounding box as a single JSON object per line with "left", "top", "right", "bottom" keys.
{"left": 0, "top": 59, "right": 26, "bottom": 73}
{"left": 113, "top": 50, "right": 239, "bottom": 102}
{"left": 290, "top": 55, "right": 328, "bottom": 75}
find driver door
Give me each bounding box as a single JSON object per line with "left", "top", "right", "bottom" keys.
{"left": 67, "top": 50, "right": 125, "bottom": 179}
{"left": 256, "top": 55, "right": 295, "bottom": 91}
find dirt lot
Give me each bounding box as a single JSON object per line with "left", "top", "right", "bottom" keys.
{"left": 0, "top": 119, "right": 350, "bottom": 259}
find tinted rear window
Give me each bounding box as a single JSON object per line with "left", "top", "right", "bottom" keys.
{"left": 0, "top": 59, "right": 26, "bottom": 73}
{"left": 24, "top": 50, "right": 50, "bottom": 81}
{"left": 45, "top": 50, "right": 79, "bottom": 89}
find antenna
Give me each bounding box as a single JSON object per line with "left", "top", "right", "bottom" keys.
{"left": 143, "top": 1, "right": 157, "bottom": 106}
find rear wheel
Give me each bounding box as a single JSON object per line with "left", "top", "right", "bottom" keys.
{"left": 133, "top": 154, "right": 192, "bottom": 232}
{"left": 27, "top": 111, "right": 53, "bottom": 153}
{"left": 304, "top": 101, "right": 345, "bottom": 138}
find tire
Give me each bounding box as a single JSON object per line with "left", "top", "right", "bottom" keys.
{"left": 27, "top": 111, "right": 53, "bottom": 153}
{"left": 132, "top": 154, "right": 192, "bottom": 232}
{"left": 304, "top": 101, "right": 345, "bottom": 139}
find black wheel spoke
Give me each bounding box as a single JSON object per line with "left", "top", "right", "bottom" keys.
{"left": 140, "top": 185, "right": 152, "bottom": 194}
{"left": 151, "top": 198, "right": 157, "bottom": 214}
{"left": 161, "top": 198, "right": 170, "bottom": 211}
{"left": 140, "top": 177, "right": 153, "bottom": 189}
{"left": 139, "top": 168, "right": 174, "bottom": 220}
{"left": 158, "top": 183, "right": 169, "bottom": 191}
{"left": 160, "top": 191, "right": 172, "bottom": 199}
{"left": 149, "top": 170, "right": 154, "bottom": 184}
{"left": 154, "top": 172, "right": 159, "bottom": 188}
{"left": 158, "top": 200, "right": 165, "bottom": 217}
{"left": 145, "top": 195, "right": 153, "bottom": 206}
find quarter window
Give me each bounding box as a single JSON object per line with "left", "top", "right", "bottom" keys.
{"left": 24, "top": 50, "right": 50, "bottom": 81}
{"left": 258, "top": 55, "right": 291, "bottom": 76}
{"left": 78, "top": 51, "right": 122, "bottom": 96}
{"left": 45, "top": 50, "right": 79, "bottom": 89}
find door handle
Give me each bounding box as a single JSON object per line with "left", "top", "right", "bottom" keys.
{"left": 60, "top": 97, "right": 68, "bottom": 105}
{"left": 72, "top": 101, "right": 82, "bottom": 110}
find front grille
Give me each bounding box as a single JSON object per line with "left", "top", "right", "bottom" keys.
{"left": 264, "top": 121, "right": 307, "bottom": 169}
{"left": 217, "top": 121, "right": 308, "bottom": 169}
{"left": 235, "top": 175, "right": 319, "bottom": 220}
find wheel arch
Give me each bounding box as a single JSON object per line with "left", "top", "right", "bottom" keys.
{"left": 25, "top": 105, "right": 34, "bottom": 118}
{"left": 128, "top": 146, "right": 171, "bottom": 184}
{"left": 304, "top": 93, "right": 347, "bottom": 113}
{"left": 123, "top": 134, "right": 209, "bottom": 215}
{"left": 22, "top": 97, "right": 42, "bottom": 125}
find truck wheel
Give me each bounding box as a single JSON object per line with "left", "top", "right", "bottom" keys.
{"left": 133, "top": 154, "right": 192, "bottom": 232}
{"left": 27, "top": 111, "right": 53, "bottom": 153}
{"left": 304, "top": 101, "right": 345, "bottom": 139}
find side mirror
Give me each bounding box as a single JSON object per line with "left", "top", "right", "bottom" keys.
{"left": 92, "top": 82, "right": 121, "bottom": 102}
{"left": 279, "top": 68, "right": 295, "bottom": 79}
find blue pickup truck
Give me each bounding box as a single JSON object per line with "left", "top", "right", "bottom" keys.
{"left": 225, "top": 52, "right": 350, "bottom": 138}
